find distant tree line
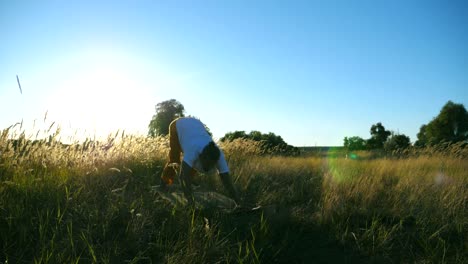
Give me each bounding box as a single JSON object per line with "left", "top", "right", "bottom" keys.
{"left": 343, "top": 101, "right": 468, "bottom": 151}
{"left": 149, "top": 99, "right": 467, "bottom": 154}
{"left": 343, "top": 122, "right": 410, "bottom": 152}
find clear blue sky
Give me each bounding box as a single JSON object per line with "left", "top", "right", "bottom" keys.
{"left": 1, "top": 0, "right": 467, "bottom": 146}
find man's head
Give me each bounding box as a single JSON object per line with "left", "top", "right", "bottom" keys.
{"left": 200, "top": 141, "right": 220, "bottom": 172}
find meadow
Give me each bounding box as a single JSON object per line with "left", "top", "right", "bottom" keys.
{"left": 0, "top": 125, "right": 467, "bottom": 263}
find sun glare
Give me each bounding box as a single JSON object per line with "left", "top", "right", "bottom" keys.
{"left": 46, "top": 51, "right": 154, "bottom": 142}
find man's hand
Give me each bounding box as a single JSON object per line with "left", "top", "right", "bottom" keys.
{"left": 180, "top": 161, "right": 195, "bottom": 205}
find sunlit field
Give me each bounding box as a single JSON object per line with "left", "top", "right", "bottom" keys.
{"left": 0, "top": 125, "right": 467, "bottom": 263}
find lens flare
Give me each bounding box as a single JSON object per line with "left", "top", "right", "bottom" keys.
{"left": 324, "top": 147, "right": 357, "bottom": 183}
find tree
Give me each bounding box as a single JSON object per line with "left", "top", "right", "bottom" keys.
{"left": 367, "top": 122, "right": 391, "bottom": 149}
{"left": 384, "top": 134, "right": 411, "bottom": 151}
{"left": 343, "top": 136, "right": 366, "bottom": 151}
{"left": 148, "top": 99, "right": 185, "bottom": 137}
{"left": 221, "top": 130, "right": 299, "bottom": 155}
{"left": 416, "top": 101, "right": 468, "bottom": 146}
{"left": 415, "top": 125, "right": 427, "bottom": 147}
{"left": 221, "top": 131, "right": 247, "bottom": 141}
{"left": 249, "top": 131, "right": 263, "bottom": 141}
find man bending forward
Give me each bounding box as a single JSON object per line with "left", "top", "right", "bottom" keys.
{"left": 160, "top": 117, "right": 240, "bottom": 205}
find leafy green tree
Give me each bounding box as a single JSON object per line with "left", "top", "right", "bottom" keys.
{"left": 263, "top": 132, "right": 284, "bottom": 148}
{"left": 416, "top": 101, "right": 468, "bottom": 146}
{"left": 366, "top": 122, "right": 391, "bottom": 149}
{"left": 221, "top": 130, "right": 298, "bottom": 155}
{"left": 343, "top": 136, "right": 366, "bottom": 151}
{"left": 384, "top": 134, "right": 411, "bottom": 151}
{"left": 415, "top": 125, "right": 427, "bottom": 147}
{"left": 148, "top": 99, "right": 185, "bottom": 137}
{"left": 221, "top": 131, "right": 247, "bottom": 141}
{"left": 249, "top": 131, "right": 263, "bottom": 141}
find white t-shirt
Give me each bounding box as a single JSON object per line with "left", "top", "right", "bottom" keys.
{"left": 175, "top": 118, "right": 229, "bottom": 174}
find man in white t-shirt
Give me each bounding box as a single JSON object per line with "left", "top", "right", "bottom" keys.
{"left": 160, "top": 117, "right": 240, "bottom": 204}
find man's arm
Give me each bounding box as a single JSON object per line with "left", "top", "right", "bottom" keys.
{"left": 161, "top": 121, "right": 182, "bottom": 186}
{"left": 180, "top": 161, "right": 195, "bottom": 205}
{"left": 219, "top": 172, "right": 240, "bottom": 204}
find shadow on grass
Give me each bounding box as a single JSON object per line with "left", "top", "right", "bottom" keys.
{"left": 201, "top": 205, "right": 368, "bottom": 264}
{"left": 195, "top": 173, "right": 369, "bottom": 263}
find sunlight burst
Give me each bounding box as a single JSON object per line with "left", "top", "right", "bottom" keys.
{"left": 46, "top": 51, "right": 154, "bottom": 141}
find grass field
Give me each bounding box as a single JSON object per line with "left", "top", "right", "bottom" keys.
{"left": 0, "top": 126, "right": 467, "bottom": 263}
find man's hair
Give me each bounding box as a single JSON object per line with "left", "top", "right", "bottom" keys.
{"left": 201, "top": 141, "right": 220, "bottom": 161}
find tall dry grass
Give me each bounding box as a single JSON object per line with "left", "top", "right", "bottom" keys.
{"left": 318, "top": 154, "right": 467, "bottom": 262}
{"left": 0, "top": 124, "right": 467, "bottom": 263}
